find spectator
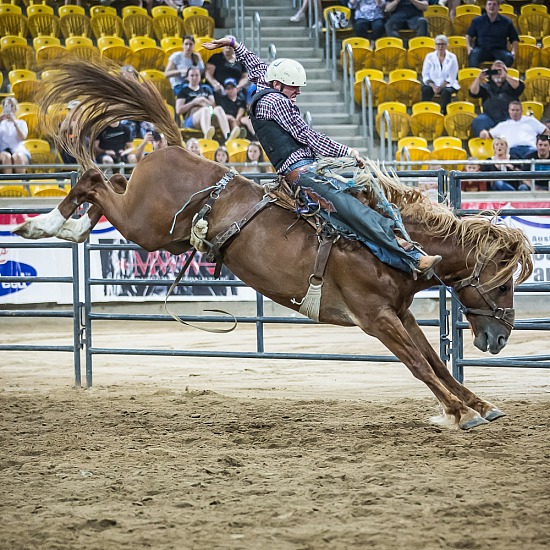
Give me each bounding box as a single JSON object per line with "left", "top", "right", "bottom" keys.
{"left": 215, "top": 77, "right": 250, "bottom": 138}
{"left": 421, "top": 34, "right": 459, "bottom": 115}
{"left": 135, "top": 130, "right": 167, "bottom": 162}
{"left": 469, "top": 61, "right": 524, "bottom": 137}
{"left": 186, "top": 137, "right": 202, "bottom": 156}
{"left": 481, "top": 137, "right": 528, "bottom": 191}
{"left": 523, "top": 134, "right": 550, "bottom": 191}
{"left": 214, "top": 145, "right": 230, "bottom": 165}
{"left": 461, "top": 158, "right": 487, "bottom": 192}
{"left": 94, "top": 121, "right": 137, "bottom": 166}
{"left": 480, "top": 101, "right": 550, "bottom": 159}
{"left": 384, "top": 0, "right": 429, "bottom": 39}
{"left": 245, "top": 141, "right": 273, "bottom": 173}
{"left": 205, "top": 38, "right": 249, "bottom": 96}
{"left": 348, "top": 0, "right": 386, "bottom": 48}
{"left": 466, "top": 0, "right": 518, "bottom": 68}
{"left": 58, "top": 99, "right": 82, "bottom": 166}
{"left": 176, "top": 67, "right": 239, "bottom": 141}
{"left": 0, "top": 97, "right": 29, "bottom": 174}
{"left": 290, "top": 0, "right": 323, "bottom": 23}
{"left": 164, "top": 35, "right": 204, "bottom": 97}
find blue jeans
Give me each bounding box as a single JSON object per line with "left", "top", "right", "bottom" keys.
{"left": 510, "top": 145, "right": 537, "bottom": 159}
{"left": 472, "top": 114, "right": 496, "bottom": 137}
{"left": 354, "top": 17, "right": 385, "bottom": 42}
{"left": 469, "top": 48, "right": 514, "bottom": 68}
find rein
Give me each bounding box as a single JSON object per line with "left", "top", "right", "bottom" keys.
{"left": 434, "top": 263, "right": 515, "bottom": 331}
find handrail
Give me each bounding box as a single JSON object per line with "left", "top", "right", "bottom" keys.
{"left": 325, "top": 11, "right": 338, "bottom": 81}
{"left": 309, "top": 0, "right": 321, "bottom": 49}
{"left": 342, "top": 44, "right": 354, "bottom": 116}
{"left": 250, "top": 11, "right": 261, "bottom": 56}
{"left": 398, "top": 146, "right": 411, "bottom": 170}
{"left": 379, "top": 111, "right": 392, "bottom": 163}
{"left": 360, "top": 76, "right": 375, "bottom": 152}
{"left": 229, "top": 0, "right": 245, "bottom": 42}
{"left": 267, "top": 42, "right": 277, "bottom": 62}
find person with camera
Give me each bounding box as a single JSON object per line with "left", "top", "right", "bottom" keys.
{"left": 469, "top": 60, "right": 524, "bottom": 137}
{"left": 466, "top": 0, "right": 518, "bottom": 68}
{"left": 0, "top": 97, "right": 30, "bottom": 174}
{"left": 135, "top": 130, "right": 167, "bottom": 162}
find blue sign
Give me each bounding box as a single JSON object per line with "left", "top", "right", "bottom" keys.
{"left": 0, "top": 261, "right": 37, "bottom": 296}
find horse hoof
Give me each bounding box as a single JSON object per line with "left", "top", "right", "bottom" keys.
{"left": 460, "top": 415, "right": 490, "bottom": 430}
{"left": 13, "top": 209, "right": 66, "bottom": 239}
{"left": 484, "top": 408, "right": 506, "bottom": 422}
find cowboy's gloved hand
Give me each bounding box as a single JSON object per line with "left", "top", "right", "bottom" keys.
{"left": 350, "top": 148, "right": 366, "bottom": 169}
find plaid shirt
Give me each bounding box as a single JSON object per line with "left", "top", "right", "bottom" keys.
{"left": 235, "top": 43, "right": 351, "bottom": 174}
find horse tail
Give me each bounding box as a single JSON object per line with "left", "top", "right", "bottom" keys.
{"left": 38, "top": 57, "right": 183, "bottom": 171}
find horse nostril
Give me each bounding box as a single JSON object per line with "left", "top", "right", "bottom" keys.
{"left": 498, "top": 335, "right": 507, "bottom": 348}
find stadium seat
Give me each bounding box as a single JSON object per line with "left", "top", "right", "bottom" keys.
{"left": 65, "top": 35, "right": 100, "bottom": 62}
{"left": 524, "top": 67, "right": 550, "bottom": 104}
{"left": 24, "top": 138, "right": 57, "bottom": 171}
{"left": 139, "top": 69, "right": 174, "bottom": 106}
{"left": 522, "top": 100, "right": 544, "bottom": 120}
{"left": 90, "top": 11, "right": 124, "bottom": 39}
{"left": 396, "top": 140, "right": 431, "bottom": 170}
{"left": 340, "top": 37, "right": 372, "bottom": 73}
{"left": 123, "top": 10, "right": 154, "bottom": 40}
{"left": 0, "top": 185, "right": 30, "bottom": 197}
{"left": 129, "top": 36, "right": 165, "bottom": 71}
{"left": 98, "top": 36, "right": 134, "bottom": 66}
{"left": 27, "top": 3, "right": 60, "bottom": 38}
{"left": 323, "top": 6, "right": 353, "bottom": 37}
{"left": 425, "top": 4, "right": 451, "bottom": 37}
{"left": 59, "top": 4, "right": 91, "bottom": 39}
{"left": 354, "top": 68, "right": 387, "bottom": 106}
{"left": 225, "top": 138, "right": 250, "bottom": 163}
{"left": 375, "top": 101, "right": 410, "bottom": 141}
{"left": 514, "top": 35, "right": 541, "bottom": 73}
{"left": 8, "top": 69, "right": 39, "bottom": 102}
{"left": 398, "top": 136, "right": 428, "bottom": 150}
{"left": 16, "top": 101, "right": 40, "bottom": 138}
{"left": 34, "top": 35, "right": 67, "bottom": 66}
{"left": 373, "top": 37, "right": 406, "bottom": 74}
{"left": 452, "top": 4, "right": 481, "bottom": 36}
{"left": 182, "top": 6, "right": 209, "bottom": 19}
{"left": 447, "top": 35, "right": 467, "bottom": 69}
{"left": 541, "top": 35, "right": 550, "bottom": 69}
{"left": 132, "top": 137, "right": 153, "bottom": 156}
{"left": 152, "top": 6, "right": 184, "bottom": 41}
{"left": 151, "top": 5, "right": 179, "bottom": 18}
{"left": 468, "top": 137, "right": 494, "bottom": 160}
{"left": 196, "top": 138, "right": 219, "bottom": 160}
{"left": 499, "top": 3, "right": 519, "bottom": 32}
{"left": 406, "top": 36, "right": 434, "bottom": 73}
{"left": 0, "top": 34, "right": 34, "bottom": 71}
{"left": 457, "top": 67, "right": 482, "bottom": 104}
{"left": 183, "top": 14, "right": 215, "bottom": 38}
{"left": 387, "top": 68, "right": 421, "bottom": 107}
{"left": 431, "top": 144, "right": 467, "bottom": 171}
{"left": 122, "top": 6, "right": 149, "bottom": 18}
{"left": 444, "top": 101, "right": 476, "bottom": 141}
{"left": 0, "top": 4, "right": 28, "bottom": 38}
{"left": 433, "top": 136, "right": 463, "bottom": 150}
{"left": 29, "top": 184, "right": 70, "bottom": 197}
{"left": 89, "top": 5, "right": 117, "bottom": 18}
{"left": 410, "top": 102, "right": 444, "bottom": 141}
{"left": 518, "top": 4, "right": 550, "bottom": 40}
{"left": 161, "top": 35, "right": 183, "bottom": 64}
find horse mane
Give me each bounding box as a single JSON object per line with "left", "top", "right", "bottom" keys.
{"left": 320, "top": 159, "right": 534, "bottom": 288}
{"left": 37, "top": 57, "right": 183, "bottom": 171}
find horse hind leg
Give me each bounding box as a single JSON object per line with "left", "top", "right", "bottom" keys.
{"left": 54, "top": 174, "right": 129, "bottom": 243}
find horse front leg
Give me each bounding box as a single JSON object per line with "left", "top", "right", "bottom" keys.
{"left": 361, "top": 310, "right": 489, "bottom": 430}
{"left": 400, "top": 310, "right": 505, "bottom": 422}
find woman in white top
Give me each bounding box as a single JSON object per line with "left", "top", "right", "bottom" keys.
{"left": 0, "top": 97, "right": 29, "bottom": 174}
{"left": 164, "top": 35, "right": 205, "bottom": 97}
{"left": 421, "top": 34, "right": 460, "bottom": 115}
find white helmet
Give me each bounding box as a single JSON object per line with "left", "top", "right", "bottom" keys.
{"left": 266, "top": 58, "right": 307, "bottom": 87}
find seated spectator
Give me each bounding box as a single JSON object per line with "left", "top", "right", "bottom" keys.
{"left": 186, "top": 138, "right": 203, "bottom": 156}
{"left": 469, "top": 61, "right": 524, "bottom": 137}
{"left": 421, "top": 35, "right": 459, "bottom": 115}
{"left": 58, "top": 100, "right": 83, "bottom": 166}
{"left": 480, "top": 101, "right": 550, "bottom": 159}
{"left": 215, "top": 78, "right": 250, "bottom": 139}
{"left": 214, "top": 145, "right": 230, "bottom": 165}
{"left": 0, "top": 97, "right": 29, "bottom": 174}
{"left": 523, "top": 134, "right": 550, "bottom": 191}
{"left": 135, "top": 130, "right": 167, "bottom": 162}
{"left": 348, "top": 0, "right": 386, "bottom": 48}
{"left": 384, "top": 0, "right": 429, "bottom": 39}
{"left": 290, "top": 0, "right": 323, "bottom": 23}
{"left": 481, "top": 137, "right": 528, "bottom": 191}
{"left": 94, "top": 121, "right": 137, "bottom": 166}
{"left": 205, "top": 38, "right": 249, "bottom": 97}
{"left": 176, "top": 67, "right": 239, "bottom": 141}
{"left": 461, "top": 158, "right": 487, "bottom": 192}
{"left": 164, "top": 35, "right": 204, "bottom": 97}
{"left": 245, "top": 141, "right": 273, "bottom": 173}
{"left": 466, "top": 0, "right": 518, "bottom": 68}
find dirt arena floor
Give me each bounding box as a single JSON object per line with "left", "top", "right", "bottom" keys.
{"left": 1, "top": 318, "right": 549, "bottom": 550}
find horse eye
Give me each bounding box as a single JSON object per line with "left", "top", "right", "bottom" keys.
{"left": 498, "top": 285, "right": 508, "bottom": 292}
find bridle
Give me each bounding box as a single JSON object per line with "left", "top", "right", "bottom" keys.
{"left": 435, "top": 262, "right": 516, "bottom": 331}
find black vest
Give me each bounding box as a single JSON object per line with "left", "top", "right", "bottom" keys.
{"left": 249, "top": 88, "right": 307, "bottom": 171}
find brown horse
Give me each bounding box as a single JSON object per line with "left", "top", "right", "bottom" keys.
{"left": 14, "top": 59, "right": 533, "bottom": 430}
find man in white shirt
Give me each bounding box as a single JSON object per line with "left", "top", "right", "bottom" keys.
{"left": 480, "top": 101, "right": 550, "bottom": 159}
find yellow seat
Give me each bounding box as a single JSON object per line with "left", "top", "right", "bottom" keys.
{"left": 132, "top": 137, "right": 153, "bottom": 155}
{"left": 24, "top": 138, "right": 57, "bottom": 171}
{"left": 398, "top": 136, "right": 428, "bottom": 150}
{"left": 27, "top": 3, "right": 60, "bottom": 38}
{"left": 129, "top": 36, "right": 165, "bottom": 71}
{"left": 226, "top": 138, "right": 250, "bottom": 163}
{"left": 522, "top": 100, "right": 544, "bottom": 120}
{"left": 540, "top": 35, "right": 550, "bottom": 68}
{"left": 340, "top": 37, "right": 373, "bottom": 72}
{"left": 122, "top": 6, "right": 148, "bottom": 18}
{"left": 431, "top": 145, "right": 467, "bottom": 171}
{"left": 433, "top": 136, "right": 462, "bottom": 150}
{"left": 65, "top": 35, "right": 99, "bottom": 62}
{"left": 195, "top": 41, "right": 214, "bottom": 64}
{"left": 452, "top": 4, "right": 481, "bottom": 36}
{"left": 323, "top": 5, "right": 353, "bottom": 35}
{"left": 196, "top": 138, "right": 220, "bottom": 160}
{"left": 0, "top": 4, "right": 28, "bottom": 38}
{"left": 182, "top": 6, "right": 209, "bottom": 19}
{"left": 8, "top": 68, "right": 39, "bottom": 102}
{"left": 506, "top": 67, "right": 520, "bottom": 79}
{"left": 410, "top": 102, "right": 444, "bottom": 141}
{"left": 0, "top": 185, "right": 30, "bottom": 197}
{"left": 514, "top": 37, "right": 541, "bottom": 73}
{"left": 354, "top": 68, "right": 387, "bottom": 106}
{"left": 16, "top": 101, "right": 40, "bottom": 138}
{"left": 447, "top": 35, "right": 468, "bottom": 69}
{"left": 58, "top": 5, "right": 86, "bottom": 18}
{"left": 468, "top": 137, "right": 494, "bottom": 160}
{"left": 123, "top": 11, "right": 154, "bottom": 40}
{"left": 374, "top": 37, "right": 406, "bottom": 74}
{"left": 98, "top": 35, "right": 134, "bottom": 66}
{"left": 425, "top": 4, "right": 451, "bottom": 37}
{"left": 182, "top": 14, "right": 215, "bottom": 39}
{"left": 518, "top": 4, "right": 550, "bottom": 39}
{"left": 89, "top": 5, "right": 117, "bottom": 18}
{"left": 524, "top": 67, "right": 550, "bottom": 104}
{"left": 29, "top": 184, "right": 69, "bottom": 197}
{"left": 407, "top": 36, "right": 435, "bottom": 73}
{"left": 34, "top": 35, "right": 67, "bottom": 66}
{"left": 444, "top": 101, "right": 476, "bottom": 141}
{"left": 139, "top": 69, "right": 174, "bottom": 105}
{"left": 59, "top": 7, "right": 91, "bottom": 39}
{"left": 161, "top": 35, "right": 182, "bottom": 64}
{"left": 396, "top": 144, "right": 432, "bottom": 170}
{"left": 457, "top": 67, "right": 482, "bottom": 104}
{"left": 0, "top": 34, "right": 34, "bottom": 70}
{"left": 387, "top": 68, "right": 421, "bottom": 107}
{"left": 90, "top": 12, "right": 124, "bottom": 39}
{"left": 152, "top": 9, "right": 184, "bottom": 41}
{"left": 375, "top": 101, "right": 411, "bottom": 141}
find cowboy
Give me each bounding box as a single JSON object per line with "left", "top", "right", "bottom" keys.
{"left": 202, "top": 38, "right": 442, "bottom": 278}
